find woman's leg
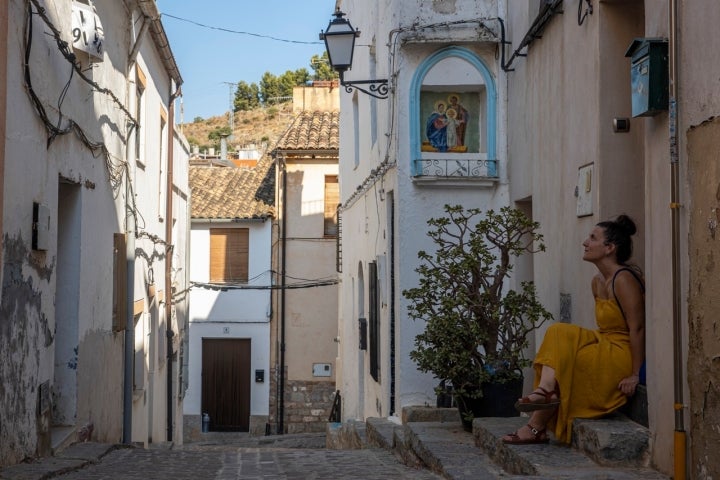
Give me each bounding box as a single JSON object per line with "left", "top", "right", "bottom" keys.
{"left": 502, "top": 365, "right": 559, "bottom": 442}
{"left": 519, "top": 365, "right": 558, "bottom": 403}
{"left": 536, "top": 365, "right": 557, "bottom": 396}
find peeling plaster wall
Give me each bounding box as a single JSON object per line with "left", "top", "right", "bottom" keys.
{"left": 687, "top": 118, "right": 720, "bottom": 479}
{"left": 681, "top": 3, "right": 720, "bottom": 471}
{"left": 675, "top": 2, "right": 720, "bottom": 477}
{"left": 1, "top": 0, "right": 189, "bottom": 463}
{"left": 0, "top": 234, "right": 52, "bottom": 463}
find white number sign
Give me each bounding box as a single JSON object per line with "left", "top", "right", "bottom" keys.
{"left": 71, "top": 2, "right": 104, "bottom": 60}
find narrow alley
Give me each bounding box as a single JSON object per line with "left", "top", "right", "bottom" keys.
{"left": 1, "top": 436, "right": 443, "bottom": 480}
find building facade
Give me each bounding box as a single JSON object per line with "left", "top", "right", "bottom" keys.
{"left": 332, "top": 0, "right": 511, "bottom": 423}
{"left": 0, "top": 0, "right": 189, "bottom": 465}
{"left": 335, "top": 0, "right": 720, "bottom": 477}
{"left": 270, "top": 91, "right": 340, "bottom": 433}
{"left": 504, "top": 1, "right": 720, "bottom": 476}
{"left": 186, "top": 158, "right": 275, "bottom": 437}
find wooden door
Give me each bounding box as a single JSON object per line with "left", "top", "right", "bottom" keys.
{"left": 201, "top": 338, "right": 251, "bottom": 431}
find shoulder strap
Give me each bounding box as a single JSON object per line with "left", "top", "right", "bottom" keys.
{"left": 612, "top": 267, "right": 645, "bottom": 320}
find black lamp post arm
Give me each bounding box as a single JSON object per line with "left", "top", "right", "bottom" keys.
{"left": 339, "top": 71, "right": 389, "bottom": 99}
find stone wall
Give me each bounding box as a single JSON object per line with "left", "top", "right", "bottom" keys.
{"left": 285, "top": 380, "right": 336, "bottom": 434}
{"left": 268, "top": 373, "right": 336, "bottom": 434}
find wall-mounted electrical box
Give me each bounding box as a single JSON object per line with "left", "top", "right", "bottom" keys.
{"left": 32, "top": 202, "right": 50, "bottom": 251}
{"left": 312, "top": 363, "right": 332, "bottom": 377}
{"left": 255, "top": 369, "right": 265, "bottom": 383}
{"left": 625, "top": 38, "right": 668, "bottom": 117}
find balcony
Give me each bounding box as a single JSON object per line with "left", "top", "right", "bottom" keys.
{"left": 412, "top": 157, "right": 498, "bottom": 188}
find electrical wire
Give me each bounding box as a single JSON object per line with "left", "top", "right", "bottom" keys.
{"left": 24, "top": 0, "right": 130, "bottom": 196}
{"left": 160, "top": 13, "right": 323, "bottom": 45}
{"left": 191, "top": 278, "right": 339, "bottom": 291}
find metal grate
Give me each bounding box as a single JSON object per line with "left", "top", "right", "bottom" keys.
{"left": 413, "top": 158, "right": 498, "bottom": 178}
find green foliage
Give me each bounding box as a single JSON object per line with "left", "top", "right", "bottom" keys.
{"left": 206, "top": 126, "right": 232, "bottom": 149}
{"left": 403, "top": 205, "right": 552, "bottom": 398}
{"left": 208, "top": 126, "right": 232, "bottom": 141}
{"left": 234, "top": 81, "right": 260, "bottom": 112}
{"left": 193, "top": 116, "right": 204, "bottom": 123}
{"left": 231, "top": 53, "right": 336, "bottom": 112}
{"left": 260, "top": 68, "right": 311, "bottom": 105}
{"left": 310, "top": 52, "right": 337, "bottom": 81}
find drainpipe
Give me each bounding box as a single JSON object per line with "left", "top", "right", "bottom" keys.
{"left": 123, "top": 119, "right": 136, "bottom": 445}
{"left": 166, "top": 84, "right": 182, "bottom": 442}
{"left": 278, "top": 155, "right": 287, "bottom": 434}
{"left": 668, "top": 1, "right": 686, "bottom": 478}
{"left": 0, "top": 0, "right": 7, "bottom": 275}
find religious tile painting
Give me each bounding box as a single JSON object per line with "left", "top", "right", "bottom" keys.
{"left": 420, "top": 92, "right": 480, "bottom": 153}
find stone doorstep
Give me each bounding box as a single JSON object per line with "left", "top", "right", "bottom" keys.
{"left": 572, "top": 413, "right": 650, "bottom": 466}
{"left": 473, "top": 417, "right": 669, "bottom": 479}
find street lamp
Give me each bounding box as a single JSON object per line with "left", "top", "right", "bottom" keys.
{"left": 320, "top": 9, "right": 389, "bottom": 99}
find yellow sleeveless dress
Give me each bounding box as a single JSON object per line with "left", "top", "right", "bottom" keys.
{"left": 532, "top": 297, "right": 632, "bottom": 443}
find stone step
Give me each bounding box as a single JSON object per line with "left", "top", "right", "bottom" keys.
{"left": 572, "top": 413, "right": 650, "bottom": 466}
{"left": 405, "top": 421, "right": 508, "bottom": 479}
{"left": 473, "top": 417, "right": 669, "bottom": 479}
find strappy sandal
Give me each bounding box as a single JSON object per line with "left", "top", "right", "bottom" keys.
{"left": 502, "top": 423, "right": 549, "bottom": 445}
{"left": 514, "top": 386, "right": 560, "bottom": 412}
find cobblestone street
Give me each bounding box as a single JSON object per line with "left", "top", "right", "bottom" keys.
{"left": 49, "top": 443, "right": 443, "bottom": 480}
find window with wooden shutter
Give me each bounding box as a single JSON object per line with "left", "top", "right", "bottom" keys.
{"left": 369, "top": 261, "right": 380, "bottom": 382}
{"left": 112, "top": 233, "right": 127, "bottom": 332}
{"left": 210, "top": 228, "right": 249, "bottom": 283}
{"left": 324, "top": 175, "right": 339, "bottom": 237}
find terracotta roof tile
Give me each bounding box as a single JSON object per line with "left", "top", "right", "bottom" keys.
{"left": 189, "top": 155, "right": 275, "bottom": 220}
{"left": 275, "top": 111, "right": 339, "bottom": 151}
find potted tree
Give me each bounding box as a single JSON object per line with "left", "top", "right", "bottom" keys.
{"left": 403, "top": 205, "right": 552, "bottom": 430}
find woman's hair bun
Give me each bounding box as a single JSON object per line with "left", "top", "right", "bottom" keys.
{"left": 615, "top": 214, "right": 637, "bottom": 236}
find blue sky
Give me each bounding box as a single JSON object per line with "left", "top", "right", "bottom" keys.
{"left": 156, "top": 0, "right": 336, "bottom": 123}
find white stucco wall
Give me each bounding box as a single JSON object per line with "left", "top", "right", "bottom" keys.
{"left": 187, "top": 220, "right": 273, "bottom": 418}
{"left": 335, "top": 0, "right": 508, "bottom": 421}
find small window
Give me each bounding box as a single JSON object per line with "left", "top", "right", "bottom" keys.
{"left": 158, "top": 113, "right": 167, "bottom": 221}
{"left": 324, "top": 175, "right": 339, "bottom": 237}
{"left": 135, "top": 67, "right": 146, "bottom": 167}
{"left": 210, "top": 228, "right": 249, "bottom": 283}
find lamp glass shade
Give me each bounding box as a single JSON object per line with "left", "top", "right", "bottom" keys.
{"left": 323, "top": 15, "right": 356, "bottom": 72}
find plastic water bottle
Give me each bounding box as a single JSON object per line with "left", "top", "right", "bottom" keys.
{"left": 201, "top": 413, "right": 210, "bottom": 433}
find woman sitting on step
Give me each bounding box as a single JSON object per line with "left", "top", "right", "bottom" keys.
{"left": 503, "top": 214, "right": 646, "bottom": 445}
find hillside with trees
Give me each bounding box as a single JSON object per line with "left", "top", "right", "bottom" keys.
{"left": 181, "top": 52, "right": 335, "bottom": 153}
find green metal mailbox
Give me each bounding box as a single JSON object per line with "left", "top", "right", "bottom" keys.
{"left": 625, "top": 38, "right": 668, "bottom": 117}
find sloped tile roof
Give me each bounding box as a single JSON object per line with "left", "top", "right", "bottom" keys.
{"left": 275, "top": 111, "right": 339, "bottom": 151}
{"left": 189, "top": 155, "right": 275, "bottom": 220}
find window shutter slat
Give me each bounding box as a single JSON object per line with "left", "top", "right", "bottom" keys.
{"left": 210, "top": 228, "right": 249, "bottom": 283}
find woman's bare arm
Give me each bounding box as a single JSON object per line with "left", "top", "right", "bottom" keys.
{"left": 614, "top": 270, "right": 645, "bottom": 395}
